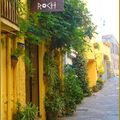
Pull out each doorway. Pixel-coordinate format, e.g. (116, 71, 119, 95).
(25, 44, 39, 106)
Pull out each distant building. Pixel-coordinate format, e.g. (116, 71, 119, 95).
(102, 35, 119, 76)
(64, 49, 77, 65)
(64, 41, 98, 88)
(94, 41, 111, 81)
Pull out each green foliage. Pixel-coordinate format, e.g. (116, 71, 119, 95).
(11, 47, 24, 58)
(10, 0, 28, 16)
(92, 78, 104, 92)
(22, 103, 39, 120)
(92, 86, 99, 92)
(44, 52, 59, 83)
(45, 92, 64, 117)
(13, 101, 39, 120)
(23, 53, 33, 76)
(1, 34, 6, 48)
(73, 53, 91, 96)
(13, 101, 23, 120)
(64, 65, 84, 115)
(44, 52, 64, 120)
(96, 78, 104, 90)
(18, 0, 96, 52)
(14, 0, 96, 118)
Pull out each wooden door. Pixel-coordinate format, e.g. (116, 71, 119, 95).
(26, 45, 39, 106)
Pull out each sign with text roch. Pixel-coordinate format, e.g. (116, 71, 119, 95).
(31, 0, 64, 12)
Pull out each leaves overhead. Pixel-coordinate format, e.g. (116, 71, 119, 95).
(18, 0, 96, 51)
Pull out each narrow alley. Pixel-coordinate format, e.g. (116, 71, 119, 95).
(63, 77, 119, 120)
(0, 0, 119, 119)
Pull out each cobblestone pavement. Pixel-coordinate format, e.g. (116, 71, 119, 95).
(62, 76, 119, 120)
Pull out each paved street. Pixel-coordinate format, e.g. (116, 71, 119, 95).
(63, 77, 119, 120)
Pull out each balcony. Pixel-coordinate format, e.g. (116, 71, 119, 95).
(1, 0, 19, 32)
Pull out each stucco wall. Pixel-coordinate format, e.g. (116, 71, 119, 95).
(87, 60, 97, 88)
(0, 34, 26, 120)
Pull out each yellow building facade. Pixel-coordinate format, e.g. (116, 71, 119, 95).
(0, 1, 64, 120)
(0, 35, 26, 120)
(0, 1, 64, 119)
(85, 41, 97, 88)
(94, 42, 111, 80)
(85, 37, 111, 88)
(0, 0, 25, 119)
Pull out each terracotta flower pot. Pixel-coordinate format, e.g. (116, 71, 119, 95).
(46, 111, 58, 120)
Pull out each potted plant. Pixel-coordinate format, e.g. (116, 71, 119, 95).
(44, 52, 64, 120)
(11, 48, 24, 67)
(11, 55, 18, 67)
(45, 92, 64, 120)
(22, 103, 39, 120)
(13, 101, 39, 120)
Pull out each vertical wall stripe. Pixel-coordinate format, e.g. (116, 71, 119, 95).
(6, 36, 12, 120)
(39, 42, 46, 120)
(13, 38, 17, 112)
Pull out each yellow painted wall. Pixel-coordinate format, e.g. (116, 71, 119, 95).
(0, 37, 49, 120)
(87, 60, 97, 88)
(0, 0, 64, 118)
(85, 42, 97, 88)
(94, 42, 111, 75)
(85, 41, 111, 88)
(0, 36, 64, 120)
(39, 42, 46, 120)
(0, 34, 26, 120)
(0, 0, 27, 119)
(85, 43, 95, 60)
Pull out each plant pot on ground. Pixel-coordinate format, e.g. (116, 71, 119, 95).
(92, 86, 99, 92)
(45, 93, 64, 120)
(11, 55, 18, 67)
(46, 111, 58, 120)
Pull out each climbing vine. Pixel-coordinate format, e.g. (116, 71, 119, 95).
(44, 52, 64, 120)
(16, 0, 96, 52)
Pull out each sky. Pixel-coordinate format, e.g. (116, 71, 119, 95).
(87, 0, 119, 41)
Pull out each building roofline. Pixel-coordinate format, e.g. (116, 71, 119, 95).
(102, 34, 119, 44)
